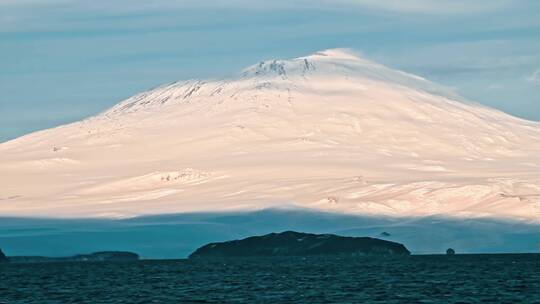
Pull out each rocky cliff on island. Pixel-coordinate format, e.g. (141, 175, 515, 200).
(0, 249, 7, 262)
(189, 231, 410, 258)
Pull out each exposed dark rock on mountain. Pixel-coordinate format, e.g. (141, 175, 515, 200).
(189, 231, 410, 258)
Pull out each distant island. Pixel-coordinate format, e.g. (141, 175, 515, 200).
(4, 251, 139, 264)
(189, 231, 410, 258)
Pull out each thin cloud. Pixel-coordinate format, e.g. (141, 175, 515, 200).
(335, 0, 512, 14)
(527, 70, 540, 84)
(0, 0, 513, 12)
(0, 0, 71, 7)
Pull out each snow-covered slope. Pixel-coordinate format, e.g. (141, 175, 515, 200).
(1, 49, 539, 220)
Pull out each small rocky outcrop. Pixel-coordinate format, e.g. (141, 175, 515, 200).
(446, 248, 456, 255)
(189, 231, 411, 258)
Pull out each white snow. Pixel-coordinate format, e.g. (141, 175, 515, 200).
(1, 48, 539, 220)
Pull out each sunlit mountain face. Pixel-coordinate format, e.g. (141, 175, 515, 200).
(1, 49, 539, 221)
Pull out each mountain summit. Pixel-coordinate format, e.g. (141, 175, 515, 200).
(241, 48, 449, 94)
(1, 49, 539, 219)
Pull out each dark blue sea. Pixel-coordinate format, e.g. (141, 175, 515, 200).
(1, 254, 539, 303)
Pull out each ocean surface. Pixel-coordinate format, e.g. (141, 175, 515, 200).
(1, 254, 539, 303)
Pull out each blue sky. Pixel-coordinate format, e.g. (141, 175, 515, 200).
(1, 0, 539, 142)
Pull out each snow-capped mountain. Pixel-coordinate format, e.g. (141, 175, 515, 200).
(1, 49, 539, 220)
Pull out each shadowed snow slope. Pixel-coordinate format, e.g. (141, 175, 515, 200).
(1, 49, 539, 220)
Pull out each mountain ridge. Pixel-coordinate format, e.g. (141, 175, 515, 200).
(101, 48, 462, 117)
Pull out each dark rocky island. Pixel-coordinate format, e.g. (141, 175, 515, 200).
(6, 251, 139, 264)
(189, 231, 410, 258)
